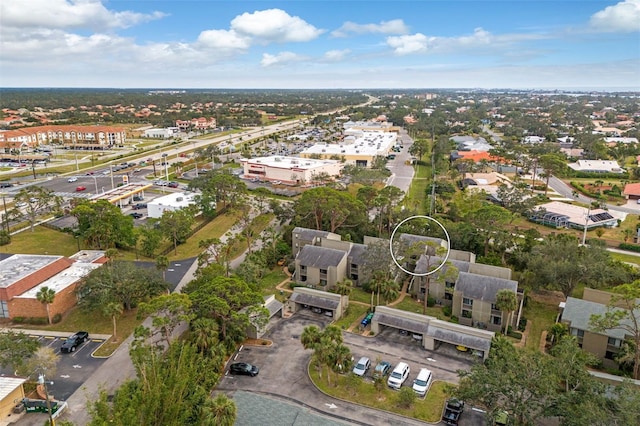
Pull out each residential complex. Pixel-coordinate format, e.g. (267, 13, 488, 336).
(0, 125, 127, 153)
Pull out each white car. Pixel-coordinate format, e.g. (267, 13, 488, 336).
(387, 362, 410, 389)
(412, 368, 433, 397)
(67, 177, 78, 183)
(352, 357, 370, 377)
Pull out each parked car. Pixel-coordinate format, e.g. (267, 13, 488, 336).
(372, 361, 392, 379)
(271, 180, 282, 185)
(132, 203, 147, 210)
(412, 368, 433, 397)
(0, 182, 13, 188)
(441, 398, 465, 425)
(387, 362, 410, 389)
(61, 331, 89, 353)
(15, 202, 27, 208)
(133, 195, 144, 201)
(75, 186, 87, 192)
(352, 357, 371, 377)
(229, 362, 259, 377)
(129, 212, 143, 219)
(67, 177, 78, 183)
(167, 181, 179, 188)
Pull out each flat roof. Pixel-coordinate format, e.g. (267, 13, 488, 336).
(69, 250, 104, 263)
(536, 201, 615, 227)
(242, 156, 339, 170)
(148, 191, 197, 207)
(301, 131, 396, 157)
(0, 254, 63, 289)
(16, 262, 101, 298)
(89, 182, 153, 203)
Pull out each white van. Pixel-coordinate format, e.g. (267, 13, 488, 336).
(387, 362, 410, 389)
(412, 368, 433, 397)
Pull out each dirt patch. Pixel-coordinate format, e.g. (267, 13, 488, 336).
(243, 338, 273, 347)
(529, 290, 566, 305)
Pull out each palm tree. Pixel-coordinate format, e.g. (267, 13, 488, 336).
(381, 280, 400, 304)
(203, 393, 236, 426)
(156, 255, 169, 281)
(36, 286, 56, 324)
(334, 278, 353, 296)
(495, 289, 518, 335)
(190, 317, 219, 355)
(102, 301, 123, 340)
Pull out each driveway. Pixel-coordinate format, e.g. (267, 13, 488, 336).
(219, 315, 485, 426)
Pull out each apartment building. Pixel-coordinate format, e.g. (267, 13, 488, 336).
(0, 125, 126, 151)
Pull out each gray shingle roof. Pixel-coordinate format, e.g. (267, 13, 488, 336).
(290, 292, 340, 310)
(414, 256, 470, 276)
(264, 298, 284, 318)
(297, 245, 346, 269)
(293, 227, 331, 241)
(562, 297, 637, 340)
(372, 312, 430, 334)
(425, 323, 493, 351)
(455, 272, 517, 302)
(347, 243, 367, 264)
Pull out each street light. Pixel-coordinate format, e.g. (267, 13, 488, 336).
(582, 207, 591, 246)
(90, 175, 98, 194)
(38, 373, 55, 426)
(109, 163, 115, 189)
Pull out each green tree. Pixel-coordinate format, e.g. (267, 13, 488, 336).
(139, 224, 162, 257)
(138, 293, 194, 347)
(334, 278, 353, 296)
(72, 200, 136, 249)
(472, 204, 513, 257)
(159, 208, 195, 254)
(396, 386, 417, 408)
(0, 331, 39, 373)
(10, 186, 61, 232)
(590, 283, 640, 380)
(187, 276, 265, 342)
(103, 301, 123, 340)
(292, 187, 367, 235)
(204, 393, 237, 426)
(155, 255, 169, 281)
(495, 289, 518, 334)
(539, 153, 566, 197)
(189, 317, 220, 356)
(76, 261, 168, 311)
(36, 286, 56, 324)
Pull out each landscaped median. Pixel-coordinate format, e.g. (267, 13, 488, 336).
(307, 360, 452, 423)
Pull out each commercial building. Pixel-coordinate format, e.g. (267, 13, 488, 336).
(0, 251, 105, 320)
(147, 192, 198, 219)
(567, 160, 625, 173)
(143, 127, 179, 139)
(240, 156, 342, 185)
(300, 130, 398, 168)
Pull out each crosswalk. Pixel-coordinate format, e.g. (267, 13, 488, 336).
(54, 192, 95, 199)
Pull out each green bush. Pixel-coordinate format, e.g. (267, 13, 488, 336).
(0, 230, 10, 246)
(518, 317, 527, 332)
(450, 315, 459, 324)
(619, 243, 640, 253)
(427, 295, 436, 307)
(52, 313, 62, 324)
(12, 317, 25, 324)
(442, 305, 452, 317)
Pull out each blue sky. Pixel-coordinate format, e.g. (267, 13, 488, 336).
(1, 0, 638, 89)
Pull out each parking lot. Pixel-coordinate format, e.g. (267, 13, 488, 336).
(220, 314, 487, 425)
(0, 332, 109, 402)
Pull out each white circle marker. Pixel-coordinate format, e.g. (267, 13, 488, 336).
(389, 215, 451, 277)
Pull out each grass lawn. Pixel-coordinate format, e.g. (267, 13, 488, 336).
(349, 287, 374, 305)
(227, 213, 274, 260)
(1, 226, 78, 256)
(523, 299, 558, 351)
(610, 252, 640, 265)
(260, 268, 289, 302)
(309, 363, 452, 423)
(166, 211, 239, 261)
(406, 160, 431, 215)
(22, 306, 143, 356)
(334, 304, 370, 330)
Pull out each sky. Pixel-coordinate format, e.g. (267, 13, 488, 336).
(1, 0, 639, 90)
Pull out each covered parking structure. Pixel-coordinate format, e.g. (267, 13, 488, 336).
(371, 306, 494, 360)
(89, 182, 152, 207)
(286, 287, 348, 320)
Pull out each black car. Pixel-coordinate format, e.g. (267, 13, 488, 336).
(129, 212, 143, 219)
(61, 331, 89, 353)
(442, 398, 465, 425)
(229, 362, 259, 377)
(132, 203, 147, 210)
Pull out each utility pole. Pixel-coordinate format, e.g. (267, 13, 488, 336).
(429, 125, 436, 216)
(38, 373, 55, 426)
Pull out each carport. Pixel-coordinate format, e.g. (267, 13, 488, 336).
(371, 306, 494, 360)
(245, 295, 283, 339)
(287, 287, 347, 320)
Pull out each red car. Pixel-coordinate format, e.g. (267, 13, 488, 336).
(76, 186, 87, 192)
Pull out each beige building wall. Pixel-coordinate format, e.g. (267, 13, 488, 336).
(0, 382, 25, 419)
(468, 263, 512, 280)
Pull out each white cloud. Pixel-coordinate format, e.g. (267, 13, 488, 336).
(323, 49, 351, 62)
(589, 0, 640, 32)
(260, 51, 305, 67)
(386, 33, 430, 55)
(0, 0, 166, 31)
(231, 9, 324, 43)
(331, 19, 409, 37)
(196, 29, 251, 52)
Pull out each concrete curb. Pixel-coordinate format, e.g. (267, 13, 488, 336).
(2, 328, 112, 341)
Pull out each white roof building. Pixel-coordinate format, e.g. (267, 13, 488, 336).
(567, 160, 625, 173)
(147, 192, 198, 219)
(604, 137, 639, 144)
(301, 131, 397, 167)
(241, 156, 342, 185)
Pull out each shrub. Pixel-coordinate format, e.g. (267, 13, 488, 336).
(619, 243, 640, 253)
(518, 317, 527, 332)
(12, 317, 25, 324)
(442, 305, 452, 317)
(396, 386, 416, 408)
(427, 295, 436, 307)
(0, 231, 10, 246)
(52, 313, 63, 324)
(450, 315, 459, 324)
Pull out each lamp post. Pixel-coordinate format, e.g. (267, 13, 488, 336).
(1, 192, 8, 234)
(90, 175, 98, 194)
(109, 164, 115, 189)
(582, 207, 591, 246)
(38, 373, 55, 426)
(192, 141, 198, 176)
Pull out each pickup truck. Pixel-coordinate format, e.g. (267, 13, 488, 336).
(441, 398, 465, 425)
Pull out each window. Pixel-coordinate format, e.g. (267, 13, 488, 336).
(320, 269, 327, 274)
(492, 316, 502, 325)
(320, 279, 327, 286)
(463, 297, 473, 306)
(445, 281, 455, 289)
(605, 351, 616, 360)
(462, 310, 472, 318)
(571, 328, 584, 338)
(444, 293, 453, 301)
(491, 303, 499, 311)
(607, 337, 621, 347)
(0, 301, 8, 318)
